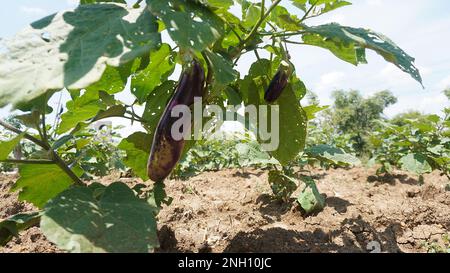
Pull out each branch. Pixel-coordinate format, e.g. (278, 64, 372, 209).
(0, 119, 49, 150)
(300, 0, 319, 22)
(0, 118, 86, 187)
(0, 159, 55, 165)
(50, 151, 85, 187)
(236, 0, 282, 56)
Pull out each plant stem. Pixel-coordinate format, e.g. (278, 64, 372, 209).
(50, 150, 85, 187)
(0, 159, 56, 165)
(0, 119, 49, 149)
(300, 0, 319, 22)
(236, 0, 282, 56)
(0, 118, 86, 187)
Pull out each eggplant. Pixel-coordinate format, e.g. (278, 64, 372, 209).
(147, 60, 205, 182)
(264, 61, 292, 103)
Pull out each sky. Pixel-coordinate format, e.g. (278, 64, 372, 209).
(0, 0, 449, 133)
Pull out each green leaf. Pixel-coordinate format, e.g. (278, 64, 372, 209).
(85, 65, 131, 94)
(297, 176, 325, 215)
(0, 133, 24, 161)
(0, 212, 42, 246)
(57, 89, 106, 134)
(235, 142, 278, 166)
(92, 105, 127, 121)
(11, 165, 82, 208)
(399, 153, 432, 175)
(148, 0, 224, 51)
(80, 0, 126, 4)
(306, 144, 361, 166)
(239, 59, 307, 165)
(131, 44, 175, 103)
(270, 6, 302, 31)
(302, 23, 423, 85)
(204, 50, 238, 87)
(40, 182, 158, 253)
(269, 84, 308, 165)
(0, 3, 160, 107)
(142, 80, 176, 131)
(118, 132, 152, 180)
(303, 104, 328, 120)
(268, 170, 298, 202)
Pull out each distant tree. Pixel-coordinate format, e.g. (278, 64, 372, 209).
(322, 89, 397, 154)
(391, 111, 428, 126)
(444, 88, 450, 100)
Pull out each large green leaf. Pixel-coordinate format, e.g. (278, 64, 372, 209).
(302, 23, 423, 85)
(131, 44, 175, 103)
(0, 133, 24, 161)
(11, 165, 81, 208)
(400, 153, 432, 175)
(269, 84, 308, 165)
(239, 59, 307, 165)
(0, 3, 160, 107)
(118, 132, 152, 180)
(40, 182, 158, 253)
(0, 212, 42, 246)
(148, 0, 225, 51)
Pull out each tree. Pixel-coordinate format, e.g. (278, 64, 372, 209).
(323, 90, 397, 153)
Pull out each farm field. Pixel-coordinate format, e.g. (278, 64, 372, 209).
(2, 168, 449, 253)
(0, 0, 449, 256)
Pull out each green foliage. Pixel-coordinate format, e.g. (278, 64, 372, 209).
(0, 212, 41, 246)
(41, 182, 158, 253)
(0, 3, 160, 107)
(369, 112, 450, 179)
(311, 89, 398, 154)
(297, 176, 325, 215)
(12, 165, 82, 208)
(268, 169, 298, 203)
(0, 0, 426, 252)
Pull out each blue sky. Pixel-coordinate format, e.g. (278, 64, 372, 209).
(0, 0, 449, 124)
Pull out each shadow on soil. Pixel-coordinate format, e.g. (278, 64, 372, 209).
(222, 217, 404, 253)
(367, 174, 419, 186)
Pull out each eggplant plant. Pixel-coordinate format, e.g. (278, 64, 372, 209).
(0, 0, 422, 252)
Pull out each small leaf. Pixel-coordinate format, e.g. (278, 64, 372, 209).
(204, 50, 238, 87)
(399, 153, 432, 175)
(118, 132, 152, 180)
(0, 133, 24, 161)
(0, 212, 42, 246)
(297, 176, 325, 215)
(41, 182, 158, 253)
(131, 44, 175, 103)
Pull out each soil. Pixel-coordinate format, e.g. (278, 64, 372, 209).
(1, 167, 449, 253)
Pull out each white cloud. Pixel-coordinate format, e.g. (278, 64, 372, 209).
(318, 71, 345, 87)
(19, 6, 47, 15)
(437, 75, 450, 90)
(66, 0, 79, 7)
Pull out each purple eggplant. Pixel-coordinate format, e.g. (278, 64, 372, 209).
(264, 61, 293, 103)
(147, 60, 205, 182)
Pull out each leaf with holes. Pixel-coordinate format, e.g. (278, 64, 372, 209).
(0, 3, 160, 107)
(302, 23, 422, 85)
(148, 0, 224, 51)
